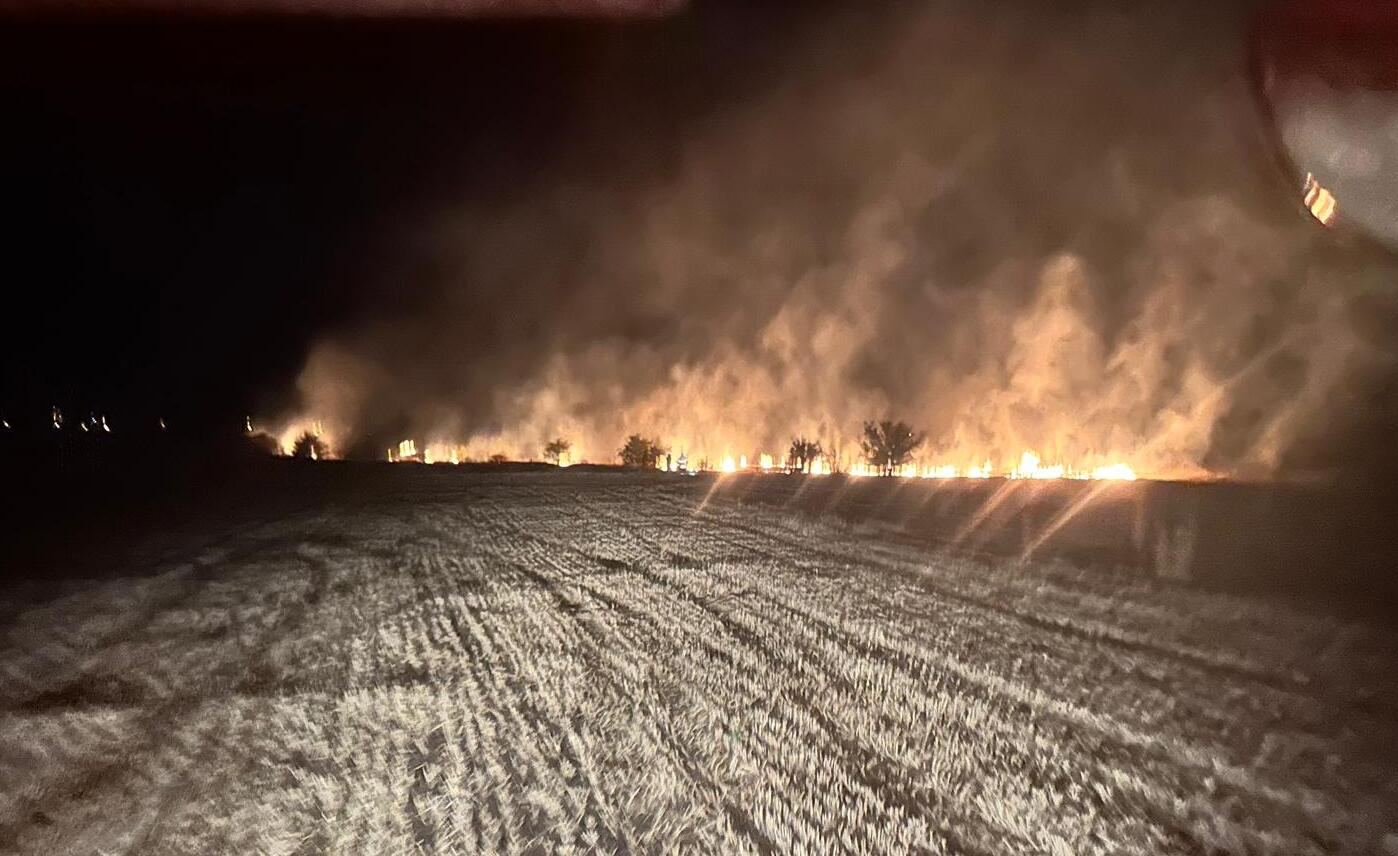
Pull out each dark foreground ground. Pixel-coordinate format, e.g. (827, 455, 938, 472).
(1, 465, 1396, 853)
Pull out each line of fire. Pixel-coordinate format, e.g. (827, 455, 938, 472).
(252, 418, 1141, 481)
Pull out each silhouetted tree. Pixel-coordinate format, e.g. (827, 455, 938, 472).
(488, 453, 509, 464)
(619, 434, 664, 469)
(861, 420, 924, 476)
(787, 437, 823, 473)
(290, 431, 329, 460)
(543, 437, 571, 466)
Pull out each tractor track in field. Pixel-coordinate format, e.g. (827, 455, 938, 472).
(1, 472, 1395, 854)
(540, 493, 1392, 850)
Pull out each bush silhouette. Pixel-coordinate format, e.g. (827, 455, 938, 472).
(619, 434, 664, 469)
(290, 432, 329, 460)
(860, 420, 924, 476)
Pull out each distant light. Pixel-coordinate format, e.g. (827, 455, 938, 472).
(158, 418, 167, 430)
(1302, 172, 1337, 226)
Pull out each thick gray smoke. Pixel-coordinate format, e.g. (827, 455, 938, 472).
(285, 0, 1398, 478)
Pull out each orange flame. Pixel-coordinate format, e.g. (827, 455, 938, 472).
(377, 432, 1144, 481)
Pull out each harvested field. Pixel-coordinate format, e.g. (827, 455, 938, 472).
(1, 469, 1395, 854)
(707, 474, 1398, 611)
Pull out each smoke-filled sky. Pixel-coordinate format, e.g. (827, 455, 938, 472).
(4, 1, 1397, 477)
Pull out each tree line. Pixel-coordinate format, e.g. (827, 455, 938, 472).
(607, 420, 925, 475)
(282, 419, 928, 475)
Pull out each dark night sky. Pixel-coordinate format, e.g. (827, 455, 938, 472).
(0, 4, 806, 432)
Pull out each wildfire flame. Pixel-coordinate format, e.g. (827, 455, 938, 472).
(275, 410, 1151, 481)
(1089, 463, 1137, 481)
(1011, 450, 1062, 479)
(373, 433, 1142, 480)
(275, 418, 333, 458)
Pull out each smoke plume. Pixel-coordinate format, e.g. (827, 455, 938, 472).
(283, 0, 1398, 478)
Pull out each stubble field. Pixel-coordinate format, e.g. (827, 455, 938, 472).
(1, 470, 1395, 854)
